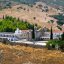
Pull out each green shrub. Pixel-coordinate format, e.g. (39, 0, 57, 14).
(59, 41, 64, 51)
(61, 32, 64, 40)
(46, 40, 63, 50)
(47, 40, 64, 51)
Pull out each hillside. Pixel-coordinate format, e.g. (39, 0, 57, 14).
(0, 0, 64, 9)
(0, 43, 64, 64)
(0, 2, 61, 30)
(38, 0, 64, 7)
(0, 0, 37, 9)
(0, 1, 64, 30)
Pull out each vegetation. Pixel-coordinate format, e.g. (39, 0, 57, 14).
(1, 0, 64, 7)
(47, 32, 64, 51)
(61, 32, 64, 40)
(50, 26, 53, 40)
(0, 15, 36, 39)
(50, 14, 64, 26)
(57, 25, 62, 30)
(0, 15, 34, 32)
(47, 18, 64, 50)
(48, 20, 54, 40)
(47, 40, 61, 48)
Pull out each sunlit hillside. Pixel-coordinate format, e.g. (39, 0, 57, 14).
(0, 2, 60, 30)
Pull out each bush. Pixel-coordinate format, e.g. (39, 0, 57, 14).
(46, 40, 64, 50)
(47, 40, 61, 49)
(59, 41, 64, 52)
(61, 32, 64, 40)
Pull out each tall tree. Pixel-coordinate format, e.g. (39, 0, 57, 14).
(50, 26, 53, 40)
(48, 20, 54, 40)
(3, 15, 4, 19)
(61, 32, 64, 40)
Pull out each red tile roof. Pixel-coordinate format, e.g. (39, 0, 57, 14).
(53, 30, 63, 33)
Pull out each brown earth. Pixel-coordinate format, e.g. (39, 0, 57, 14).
(0, 43, 64, 64)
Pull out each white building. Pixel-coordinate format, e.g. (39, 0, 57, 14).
(41, 30, 64, 40)
(34, 26, 43, 40)
(14, 28, 32, 40)
(0, 28, 32, 42)
(34, 26, 64, 40)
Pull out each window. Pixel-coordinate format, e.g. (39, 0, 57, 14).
(11, 38, 13, 41)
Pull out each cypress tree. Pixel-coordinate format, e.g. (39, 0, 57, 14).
(61, 32, 64, 40)
(50, 26, 53, 40)
(3, 15, 4, 19)
(32, 25, 35, 39)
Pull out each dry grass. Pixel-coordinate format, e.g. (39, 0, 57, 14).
(0, 43, 64, 64)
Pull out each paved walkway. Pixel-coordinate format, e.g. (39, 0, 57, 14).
(11, 40, 48, 46)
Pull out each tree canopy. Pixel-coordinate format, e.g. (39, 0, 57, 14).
(0, 16, 34, 32)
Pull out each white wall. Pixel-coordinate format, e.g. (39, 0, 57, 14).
(41, 32, 62, 39)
